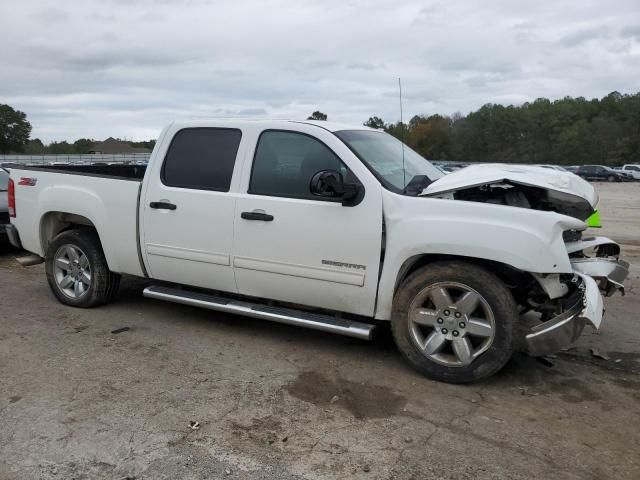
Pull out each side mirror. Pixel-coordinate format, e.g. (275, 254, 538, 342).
(310, 169, 362, 206)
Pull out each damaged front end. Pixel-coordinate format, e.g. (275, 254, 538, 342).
(422, 163, 598, 221)
(420, 164, 629, 356)
(566, 236, 629, 296)
(524, 236, 628, 356)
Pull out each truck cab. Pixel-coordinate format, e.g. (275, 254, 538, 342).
(7, 120, 629, 382)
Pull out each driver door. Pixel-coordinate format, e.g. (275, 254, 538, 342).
(232, 129, 382, 316)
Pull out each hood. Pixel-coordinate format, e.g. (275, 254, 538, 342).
(421, 164, 598, 221)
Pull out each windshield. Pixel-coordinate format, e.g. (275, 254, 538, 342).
(335, 130, 443, 193)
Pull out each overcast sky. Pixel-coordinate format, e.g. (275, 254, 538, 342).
(1, 0, 639, 142)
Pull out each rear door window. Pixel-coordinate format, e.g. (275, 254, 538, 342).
(162, 128, 242, 191)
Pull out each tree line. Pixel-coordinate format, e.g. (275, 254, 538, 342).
(20, 137, 156, 155)
(2, 91, 639, 165)
(362, 91, 640, 165)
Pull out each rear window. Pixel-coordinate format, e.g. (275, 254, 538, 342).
(0, 170, 8, 191)
(161, 128, 242, 191)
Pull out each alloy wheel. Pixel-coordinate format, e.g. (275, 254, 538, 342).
(53, 244, 92, 299)
(408, 282, 496, 367)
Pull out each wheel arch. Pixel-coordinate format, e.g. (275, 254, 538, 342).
(375, 253, 537, 320)
(40, 212, 110, 267)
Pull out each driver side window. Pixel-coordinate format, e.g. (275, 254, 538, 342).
(249, 130, 356, 199)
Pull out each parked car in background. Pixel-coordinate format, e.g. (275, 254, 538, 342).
(565, 166, 578, 173)
(575, 165, 631, 182)
(620, 164, 640, 180)
(0, 168, 10, 240)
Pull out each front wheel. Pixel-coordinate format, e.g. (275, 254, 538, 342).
(45, 229, 120, 308)
(391, 262, 517, 383)
(607, 175, 616, 182)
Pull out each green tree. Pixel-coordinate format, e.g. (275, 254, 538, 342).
(129, 139, 156, 150)
(307, 111, 328, 121)
(371, 91, 640, 165)
(384, 121, 407, 141)
(364, 116, 385, 129)
(0, 104, 32, 153)
(73, 138, 95, 154)
(48, 141, 73, 154)
(24, 138, 45, 154)
(406, 115, 453, 160)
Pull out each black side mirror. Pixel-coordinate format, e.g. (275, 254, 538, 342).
(310, 169, 362, 206)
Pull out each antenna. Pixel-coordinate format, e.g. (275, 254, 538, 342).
(398, 77, 406, 190)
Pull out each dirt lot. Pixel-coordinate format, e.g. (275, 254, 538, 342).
(1, 182, 639, 480)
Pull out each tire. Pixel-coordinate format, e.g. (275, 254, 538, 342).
(45, 229, 120, 308)
(607, 175, 615, 182)
(391, 261, 517, 383)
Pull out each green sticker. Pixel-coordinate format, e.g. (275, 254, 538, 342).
(587, 210, 601, 228)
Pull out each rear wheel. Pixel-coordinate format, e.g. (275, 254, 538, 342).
(391, 262, 517, 383)
(45, 229, 120, 308)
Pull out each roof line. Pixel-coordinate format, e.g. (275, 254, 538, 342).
(287, 120, 336, 134)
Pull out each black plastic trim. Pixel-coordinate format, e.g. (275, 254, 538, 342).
(241, 211, 274, 221)
(6, 165, 143, 182)
(134, 182, 149, 278)
(6, 224, 22, 249)
(149, 201, 177, 210)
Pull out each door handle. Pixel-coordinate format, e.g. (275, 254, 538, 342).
(241, 211, 274, 221)
(150, 201, 177, 210)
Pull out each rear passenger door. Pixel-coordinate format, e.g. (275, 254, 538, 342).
(141, 127, 244, 292)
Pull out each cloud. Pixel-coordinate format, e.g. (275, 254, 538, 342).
(559, 25, 607, 47)
(0, 0, 639, 141)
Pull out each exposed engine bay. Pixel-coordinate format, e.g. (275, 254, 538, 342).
(420, 163, 599, 221)
(425, 180, 595, 221)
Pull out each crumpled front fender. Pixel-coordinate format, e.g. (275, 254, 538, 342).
(567, 236, 629, 296)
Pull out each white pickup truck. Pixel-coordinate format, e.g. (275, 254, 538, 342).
(7, 120, 629, 383)
(621, 164, 640, 180)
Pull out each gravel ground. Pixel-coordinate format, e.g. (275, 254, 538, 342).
(1, 182, 639, 479)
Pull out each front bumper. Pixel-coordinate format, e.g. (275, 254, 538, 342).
(526, 273, 602, 356)
(565, 236, 629, 296)
(571, 257, 629, 296)
(526, 240, 629, 356)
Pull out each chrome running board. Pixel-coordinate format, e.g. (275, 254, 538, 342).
(143, 285, 375, 340)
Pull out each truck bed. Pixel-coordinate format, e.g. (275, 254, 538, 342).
(9, 166, 145, 277)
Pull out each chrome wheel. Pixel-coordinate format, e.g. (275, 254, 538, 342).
(53, 244, 92, 299)
(408, 282, 496, 367)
